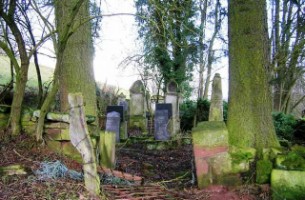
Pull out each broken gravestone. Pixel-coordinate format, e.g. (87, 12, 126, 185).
(68, 93, 100, 195)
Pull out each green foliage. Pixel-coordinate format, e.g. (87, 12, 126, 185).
(180, 99, 228, 132)
(281, 145, 305, 170)
(180, 100, 196, 132)
(293, 119, 305, 144)
(272, 112, 297, 141)
(256, 160, 273, 184)
(231, 151, 254, 164)
(135, 0, 198, 86)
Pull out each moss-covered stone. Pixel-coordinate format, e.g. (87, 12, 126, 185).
(256, 160, 273, 184)
(192, 121, 229, 147)
(99, 131, 116, 168)
(46, 140, 82, 162)
(129, 116, 147, 133)
(271, 169, 305, 200)
(45, 128, 70, 140)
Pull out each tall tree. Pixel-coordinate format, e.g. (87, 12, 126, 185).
(55, 0, 97, 117)
(227, 0, 279, 151)
(270, 0, 305, 114)
(136, 0, 198, 91)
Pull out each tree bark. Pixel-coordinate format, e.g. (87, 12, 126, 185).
(227, 0, 279, 151)
(55, 0, 97, 118)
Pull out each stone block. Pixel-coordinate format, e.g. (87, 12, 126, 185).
(192, 121, 229, 147)
(46, 140, 82, 162)
(45, 128, 70, 140)
(271, 169, 305, 200)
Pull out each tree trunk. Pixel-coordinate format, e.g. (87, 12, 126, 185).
(55, 0, 97, 118)
(9, 66, 29, 136)
(227, 0, 279, 151)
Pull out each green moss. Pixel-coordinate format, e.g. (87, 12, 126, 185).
(192, 121, 229, 147)
(256, 160, 273, 184)
(99, 131, 116, 168)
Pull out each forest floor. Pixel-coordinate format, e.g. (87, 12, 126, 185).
(0, 131, 271, 200)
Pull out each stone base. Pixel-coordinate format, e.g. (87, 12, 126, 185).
(192, 121, 239, 189)
(46, 140, 82, 162)
(271, 169, 305, 200)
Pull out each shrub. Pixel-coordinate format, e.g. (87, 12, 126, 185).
(272, 112, 297, 141)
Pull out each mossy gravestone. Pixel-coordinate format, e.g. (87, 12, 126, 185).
(192, 121, 240, 188)
(129, 80, 147, 134)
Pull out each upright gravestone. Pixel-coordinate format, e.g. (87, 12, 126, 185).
(105, 111, 121, 142)
(154, 109, 170, 140)
(129, 80, 147, 135)
(165, 80, 180, 136)
(117, 93, 128, 140)
(209, 73, 223, 121)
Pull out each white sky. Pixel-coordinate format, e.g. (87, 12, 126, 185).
(93, 0, 139, 89)
(38, 0, 229, 99)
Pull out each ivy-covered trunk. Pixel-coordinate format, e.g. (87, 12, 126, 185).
(55, 0, 97, 117)
(227, 0, 279, 151)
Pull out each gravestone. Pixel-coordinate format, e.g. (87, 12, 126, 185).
(165, 80, 180, 136)
(106, 111, 121, 142)
(107, 106, 124, 122)
(129, 80, 147, 135)
(155, 104, 172, 119)
(209, 73, 223, 121)
(154, 110, 170, 140)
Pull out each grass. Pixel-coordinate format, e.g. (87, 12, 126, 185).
(0, 55, 54, 91)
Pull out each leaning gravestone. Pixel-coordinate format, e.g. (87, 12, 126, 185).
(154, 110, 170, 140)
(106, 111, 121, 142)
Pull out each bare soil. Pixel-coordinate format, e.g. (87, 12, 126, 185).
(0, 131, 271, 199)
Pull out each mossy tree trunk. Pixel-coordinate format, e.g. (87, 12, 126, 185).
(55, 0, 97, 118)
(227, 0, 279, 151)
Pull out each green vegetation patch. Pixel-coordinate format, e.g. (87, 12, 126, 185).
(271, 169, 305, 200)
(256, 160, 273, 184)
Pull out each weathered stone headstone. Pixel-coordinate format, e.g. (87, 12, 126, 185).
(106, 111, 121, 142)
(129, 80, 147, 135)
(154, 110, 170, 140)
(107, 106, 124, 122)
(165, 80, 180, 136)
(155, 104, 172, 119)
(209, 73, 223, 121)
